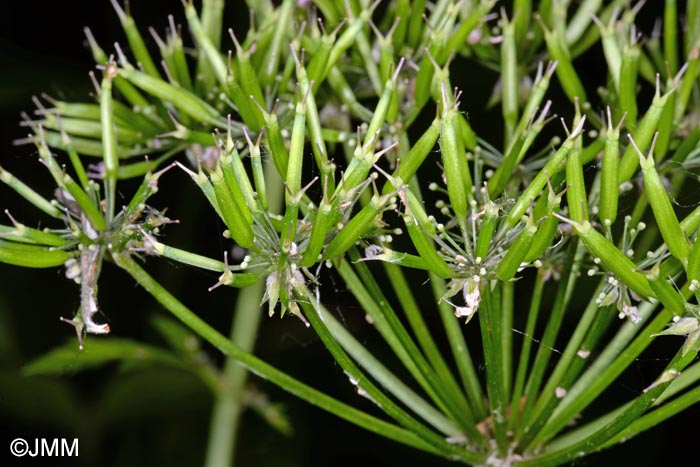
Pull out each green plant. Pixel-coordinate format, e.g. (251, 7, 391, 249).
(3, 0, 700, 465)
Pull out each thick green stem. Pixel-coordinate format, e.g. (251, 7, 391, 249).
(203, 279, 265, 467)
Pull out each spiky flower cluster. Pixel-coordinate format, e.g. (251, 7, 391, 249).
(4, 1, 700, 467)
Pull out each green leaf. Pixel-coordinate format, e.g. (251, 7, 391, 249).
(150, 315, 201, 356)
(23, 338, 184, 375)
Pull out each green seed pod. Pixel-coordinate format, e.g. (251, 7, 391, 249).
(524, 215, 559, 263)
(687, 231, 700, 283)
(618, 77, 673, 183)
(286, 85, 309, 199)
(539, 18, 587, 103)
(654, 80, 676, 162)
(406, 0, 427, 49)
(111, 0, 161, 79)
(307, 27, 336, 92)
(167, 15, 194, 92)
(353, 27, 382, 95)
(491, 101, 554, 198)
(218, 149, 254, 225)
(505, 117, 586, 228)
(258, 0, 293, 87)
(598, 108, 624, 225)
(326, 9, 370, 80)
(440, 91, 473, 226)
(565, 126, 588, 224)
(300, 200, 334, 268)
(404, 189, 436, 236)
(338, 134, 397, 197)
(474, 201, 499, 260)
(37, 131, 102, 158)
(0, 244, 73, 269)
(580, 137, 606, 165)
(364, 61, 403, 147)
(0, 165, 63, 218)
(619, 39, 641, 126)
(681, 206, 700, 234)
(43, 101, 102, 121)
(509, 61, 557, 155)
(209, 166, 254, 249)
(488, 130, 526, 198)
(184, 3, 262, 131)
(193, 0, 224, 92)
(111, 100, 165, 135)
(243, 130, 268, 212)
(325, 67, 374, 121)
(568, 218, 653, 297)
(390, 0, 410, 49)
(442, 1, 495, 61)
(324, 194, 388, 260)
(403, 214, 452, 279)
(674, 39, 700, 125)
(124, 164, 174, 221)
(370, 18, 399, 86)
(646, 263, 686, 317)
(35, 137, 107, 232)
(101, 61, 119, 222)
(118, 66, 226, 128)
(62, 175, 108, 233)
(84, 27, 150, 109)
(116, 148, 178, 180)
(222, 126, 257, 217)
(392, 118, 440, 188)
(495, 220, 537, 282)
(292, 47, 330, 187)
(0, 218, 67, 247)
(255, 101, 289, 176)
(629, 134, 690, 263)
(501, 10, 518, 145)
(214, 269, 260, 289)
(312, 0, 340, 25)
(177, 163, 223, 220)
(413, 54, 436, 114)
(669, 126, 700, 164)
(0, 223, 65, 248)
(523, 179, 565, 263)
(229, 29, 265, 112)
(664, 0, 679, 76)
(37, 115, 145, 145)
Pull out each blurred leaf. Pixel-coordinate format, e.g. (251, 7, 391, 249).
(96, 368, 210, 427)
(0, 371, 80, 431)
(0, 297, 19, 363)
(244, 384, 294, 437)
(150, 314, 201, 355)
(23, 338, 184, 376)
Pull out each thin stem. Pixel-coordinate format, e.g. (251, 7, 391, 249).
(338, 255, 484, 441)
(516, 239, 580, 440)
(509, 271, 545, 429)
(479, 284, 508, 453)
(430, 272, 488, 421)
(383, 263, 473, 418)
(112, 252, 443, 457)
(501, 281, 514, 403)
(204, 279, 265, 467)
(298, 287, 469, 443)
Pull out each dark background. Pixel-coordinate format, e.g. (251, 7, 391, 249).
(0, 1, 696, 466)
